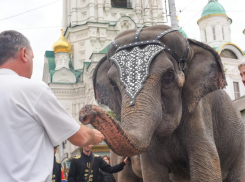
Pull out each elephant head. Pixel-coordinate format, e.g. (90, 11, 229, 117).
(80, 25, 226, 157)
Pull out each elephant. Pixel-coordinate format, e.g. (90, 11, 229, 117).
(79, 25, 245, 181)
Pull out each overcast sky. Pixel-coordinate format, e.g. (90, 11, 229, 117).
(0, 0, 245, 81)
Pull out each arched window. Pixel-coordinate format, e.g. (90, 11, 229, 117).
(111, 0, 127, 8)
(220, 49, 237, 59)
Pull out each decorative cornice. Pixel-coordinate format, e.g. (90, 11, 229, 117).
(74, 31, 89, 40)
(218, 42, 245, 55)
(197, 14, 228, 24)
(225, 66, 240, 76)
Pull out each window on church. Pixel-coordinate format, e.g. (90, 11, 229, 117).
(111, 0, 131, 8)
(220, 49, 238, 59)
(213, 27, 216, 40)
(204, 29, 207, 43)
(233, 82, 240, 99)
(222, 27, 225, 40)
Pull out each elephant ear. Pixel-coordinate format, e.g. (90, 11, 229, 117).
(183, 39, 227, 113)
(93, 55, 121, 119)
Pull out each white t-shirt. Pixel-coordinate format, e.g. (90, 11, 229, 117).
(0, 69, 80, 182)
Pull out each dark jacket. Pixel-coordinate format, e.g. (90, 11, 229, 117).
(98, 169, 116, 182)
(68, 152, 125, 182)
(52, 156, 61, 182)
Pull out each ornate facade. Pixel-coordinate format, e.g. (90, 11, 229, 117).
(197, 0, 245, 100)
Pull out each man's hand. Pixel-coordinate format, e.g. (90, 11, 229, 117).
(68, 125, 104, 147)
(91, 129, 104, 145)
(124, 157, 131, 165)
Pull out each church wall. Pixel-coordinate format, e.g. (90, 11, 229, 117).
(224, 74, 245, 100)
(215, 24, 220, 41)
(198, 15, 231, 47)
(49, 82, 87, 122)
(70, 0, 78, 26)
(43, 56, 50, 84)
(223, 25, 231, 42)
(200, 29, 206, 43)
(54, 52, 70, 70)
(222, 56, 245, 100)
(206, 25, 213, 44)
(73, 41, 85, 70)
(97, 0, 104, 21)
(65, 0, 165, 28)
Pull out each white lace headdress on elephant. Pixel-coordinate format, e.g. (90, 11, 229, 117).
(110, 28, 189, 106)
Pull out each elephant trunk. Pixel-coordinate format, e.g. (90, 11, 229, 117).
(79, 105, 148, 156)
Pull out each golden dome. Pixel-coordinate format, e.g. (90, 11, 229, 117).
(53, 29, 71, 53)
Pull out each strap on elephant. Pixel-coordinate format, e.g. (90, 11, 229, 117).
(111, 28, 189, 71)
(134, 27, 143, 42)
(109, 28, 189, 106)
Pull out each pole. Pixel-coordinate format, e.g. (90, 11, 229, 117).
(62, 0, 67, 29)
(168, 0, 178, 28)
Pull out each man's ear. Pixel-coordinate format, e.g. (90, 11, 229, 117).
(20, 48, 28, 63)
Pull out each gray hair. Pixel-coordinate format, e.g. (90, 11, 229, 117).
(0, 30, 31, 66)
(238, 62, 245, 70)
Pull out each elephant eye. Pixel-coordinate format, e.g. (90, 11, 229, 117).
(109, 79, 119, 91)
(162, 71, 174, 83)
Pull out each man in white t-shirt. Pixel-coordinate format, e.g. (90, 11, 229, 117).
(0, 30, 104, 182)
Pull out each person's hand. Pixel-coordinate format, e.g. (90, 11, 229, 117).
(124, 157, 131, 165)
(91, 129, 104, 145)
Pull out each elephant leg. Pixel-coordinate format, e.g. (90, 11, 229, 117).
(187, 128, 222, 181)
(140, 152, 171, 182)
(188, 144, 222, 181)
(223, 142, 245, 182)
(186, 100, 223, 181)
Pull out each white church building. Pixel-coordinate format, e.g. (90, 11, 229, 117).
(197, 0, 245, 100)
(42, 0, 245, 165)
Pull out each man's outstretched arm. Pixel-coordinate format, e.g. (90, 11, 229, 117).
(68, 125, 104, 147)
